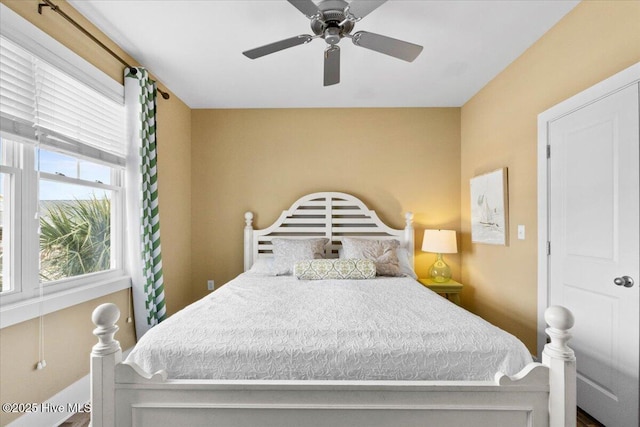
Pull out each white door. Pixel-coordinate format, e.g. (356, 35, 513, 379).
(548, 83, 639, 427)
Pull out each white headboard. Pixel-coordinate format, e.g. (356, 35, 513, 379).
(244, 192, 414, 271)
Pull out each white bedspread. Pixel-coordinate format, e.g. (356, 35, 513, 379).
(126, 273, 532, 380)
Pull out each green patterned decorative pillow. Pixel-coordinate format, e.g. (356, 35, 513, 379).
(294, 258, 376, 280)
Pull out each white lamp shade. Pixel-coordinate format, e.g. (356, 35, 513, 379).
(422, 229, 457, 254)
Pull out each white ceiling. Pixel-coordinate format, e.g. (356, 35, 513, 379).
(68, 0, 579, 109)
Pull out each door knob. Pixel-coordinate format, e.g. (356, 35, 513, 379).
(614, 276, 634, 288)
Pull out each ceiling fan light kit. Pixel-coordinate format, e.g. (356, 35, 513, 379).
(242, 0, 423, 86)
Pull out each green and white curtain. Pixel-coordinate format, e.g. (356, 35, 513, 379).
(125, 67, 166, 338)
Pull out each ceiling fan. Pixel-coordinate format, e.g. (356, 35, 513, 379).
(242, 0, 423, 86)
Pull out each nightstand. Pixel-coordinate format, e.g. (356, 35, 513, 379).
(418, 278, 463, 305)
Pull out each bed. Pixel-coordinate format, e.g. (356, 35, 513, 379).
(90, 192, 576, 427)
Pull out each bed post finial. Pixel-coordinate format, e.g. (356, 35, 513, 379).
(405, 212, 413, 228)
(543, 305, 576, 427)
(544, 306, 575, 360)
(92, 303, 121, 356)
(91, 303, 122, 427)
(404, 212, 415, 267)
(244, 212, 254, 272)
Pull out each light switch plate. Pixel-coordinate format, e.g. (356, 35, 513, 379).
(517, 225, 525, 240)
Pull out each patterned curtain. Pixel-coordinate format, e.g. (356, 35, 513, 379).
(125, 67, 166, 338)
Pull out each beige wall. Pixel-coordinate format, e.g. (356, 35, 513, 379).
(0, 1, 192, 424)
(191, 108, 461, 300)
(460, 0, 640, 353)
(156, 87, 193, 314)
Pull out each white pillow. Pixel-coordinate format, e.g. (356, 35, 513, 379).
(248, 257, 275, 275)
(396, 247, 417, 279)
(341, 237, 401, 276)
(271, 238, 329, 276)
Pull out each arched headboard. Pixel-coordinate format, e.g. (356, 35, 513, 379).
(244, 192, 414, 271)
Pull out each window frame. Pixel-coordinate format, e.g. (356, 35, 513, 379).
(37, 167, 125, 292)
(0, 163, 21, 297)
(0, 140, 127, 307)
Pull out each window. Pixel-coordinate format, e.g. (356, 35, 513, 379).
(39, 148, 121, 284)
(0, 32, 126, 307)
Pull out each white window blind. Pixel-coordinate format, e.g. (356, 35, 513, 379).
(0, 36, 125, 166)
(34, 59, 125, 165)
(0, 35, 36, 140)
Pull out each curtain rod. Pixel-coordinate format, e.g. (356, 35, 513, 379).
(37, 0, 170, 100)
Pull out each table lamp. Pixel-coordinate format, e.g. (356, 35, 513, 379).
(421, 229, 457, 283)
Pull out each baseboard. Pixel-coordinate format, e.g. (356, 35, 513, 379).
(7, 347, 133, 427)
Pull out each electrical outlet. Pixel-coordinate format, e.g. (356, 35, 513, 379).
(207, 280, 215, 291)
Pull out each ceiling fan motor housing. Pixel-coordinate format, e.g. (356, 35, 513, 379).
(310, 0, 354, 43)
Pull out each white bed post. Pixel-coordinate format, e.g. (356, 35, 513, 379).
(91, 303, 122, 427)
(542, 305, 576, 427)
(403, 212, 414, 244)
(404, 212, 414, 264)
(244, 212, 254, 272)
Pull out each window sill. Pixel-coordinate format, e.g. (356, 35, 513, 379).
(0, 275, 131, 329)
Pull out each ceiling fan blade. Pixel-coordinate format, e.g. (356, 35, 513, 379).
(351, 31, 423, 62)
(287, 0, 321, 18)
(346, 0, 387, 19)
(324, 45, 340, 86)
(243, 35, 313, 59)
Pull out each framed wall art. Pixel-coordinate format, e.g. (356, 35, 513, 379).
(470, 167, 509, 245)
